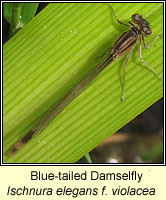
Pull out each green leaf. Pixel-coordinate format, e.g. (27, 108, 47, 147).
(3, 3, 39, 25)
(19, 3, 39, 25)
(3, 3, 13, 24)
(85, 153, 93, 163)
(3, 3, 39, 36)
(141, 142, 163, 161)
(3, 3, 163, 163)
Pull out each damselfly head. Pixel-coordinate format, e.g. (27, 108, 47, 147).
(132, 14, 152, 37)
(132, 14, 142, 24)
(142, 26, 152, 37)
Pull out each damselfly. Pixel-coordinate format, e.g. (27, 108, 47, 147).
(8, 6, 161, 156)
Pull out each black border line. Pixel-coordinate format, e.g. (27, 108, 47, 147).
(1, 1, 165, 166)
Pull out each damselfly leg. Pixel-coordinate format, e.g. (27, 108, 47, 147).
(122, 47, 135, 101)
(139, 38, 161, 80)
(110, 5, 161, 101)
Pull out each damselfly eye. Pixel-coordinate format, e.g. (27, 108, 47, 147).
(132, 14, 142, 24)
(143, 27, 152, 36)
